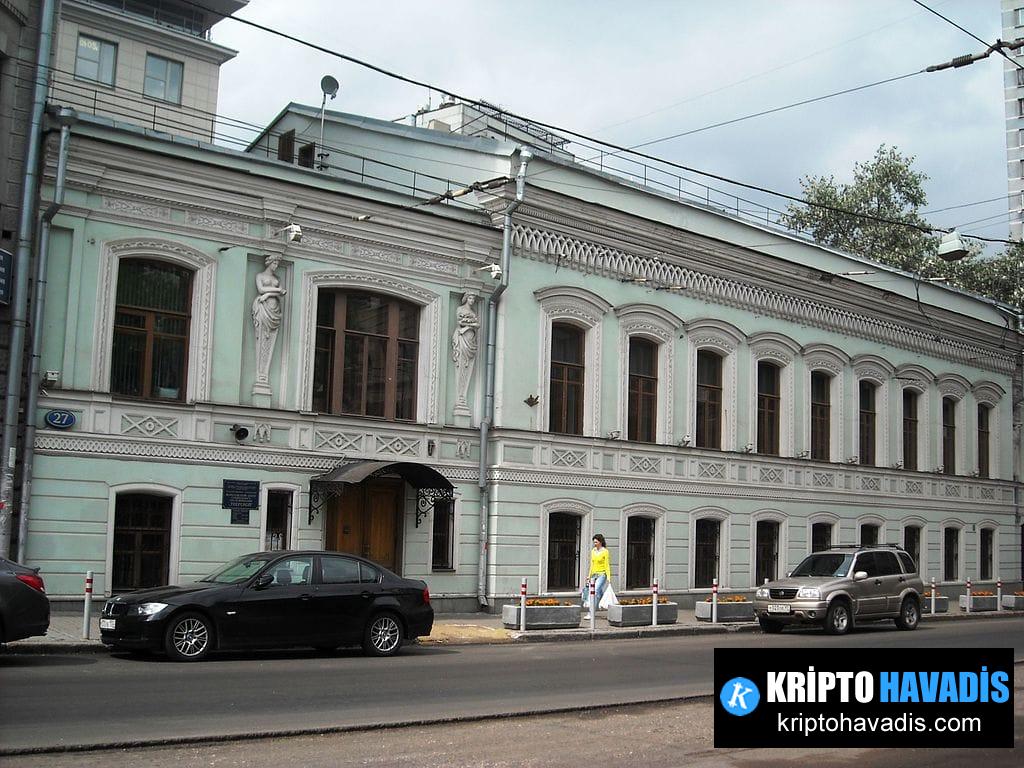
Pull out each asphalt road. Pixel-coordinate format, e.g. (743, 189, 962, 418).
(1, 618, 1022, 754)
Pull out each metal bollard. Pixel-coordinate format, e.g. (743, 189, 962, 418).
(997, 579, 1002, 612)
(83, 570, 94, 639)
(589, 578, 596, 632)
(930, 577, 936, 615)
(712, 577, 719, 624)
(652, 579, 659, 628)
(520, 577, 527, 631)
(966, 578, 972, 614)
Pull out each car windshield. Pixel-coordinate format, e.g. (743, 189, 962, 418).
(789, 553, 854, 578)
(200, 554, 275, 584)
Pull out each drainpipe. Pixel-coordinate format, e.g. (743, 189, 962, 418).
(477, 148, 532, 609)
(0, 0, 59, 559)
(16, 107, 77, 565)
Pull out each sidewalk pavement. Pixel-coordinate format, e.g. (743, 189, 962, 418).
(5, 603, 1023, 654)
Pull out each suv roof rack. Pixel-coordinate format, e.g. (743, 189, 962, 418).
(824, 544, 907, 551)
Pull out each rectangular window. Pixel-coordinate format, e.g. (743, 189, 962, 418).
(277, 129, 295, 163)
(144, 54, 183, 103)
(547, 513, 581, 591)
(811, 522, 832, 552)
(626, 516, 655, 589)
(979, 528, 993, 581)
(943, 527, 959, 581)
(312, 290, 419, 421)
(627, 338, 658, 442)
(754, 520, 779, 585)
(902, 389, 918, 471)
(549, 323, 585, 435)
(756, 361, 781, 455)
(431, 499, 454, 571)
(860, 523, 879, 547)
(903, 526, 921, 571)
(942, 397, 957, 474)
(695, 350, 722, 449)
(977, 404, 990, 479)
(264, 490, 292, 551)
(298, 142, 316, 168)
(1017, 8, 1024, 26)
(858, 380, 876, 466)
(75, 35, 117, 85)
(693, 518, 720, 588)
(810, 372, 831, 461)
(1017, 68, 1024, 87)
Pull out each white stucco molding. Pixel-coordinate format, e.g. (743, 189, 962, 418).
(802, 343, 848, 462)
(688, 505, 731, 590)
(748, 332, 800, 458)
(614, 303, 683, 444)
(297, 270, 442, 424)
(974, 519, 1001, 583)
(895, 364, 934, 472)
(938, 517, 967, 584)
(936, 373, 970, 475)
(899, 516, 928, 576)
(534, 286, 613, 437)
(93, 238, 217, 402)
(854, 513, 887, 546)
(936, 373, 970, 399)
(258, 483, 301, 553)
(894, 363, 935, 391)
(971, 380, 1005, 479)
(104, 482, 182, 598)
(538, 498, 595, 594)
(971, 380, 1005, 406)
(685, 319, 743, 452)
(618, 502, 668, 591)
(511, 224, 1014, 375)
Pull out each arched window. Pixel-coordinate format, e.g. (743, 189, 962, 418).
(693, 517, 721, 588)
(110, 259, 192, 401)
(977, 404, 991, 479)
(902, 389, 919, 471)
(550, 323, 586, 435)
(696, 350, 723, 449)
(754, 520, 780, 584)
(756, 361, 781, 455)
(903, 524, 922, 570)
(312, 290, 419, 420)
(858, 380, 878, 466)
(860, 522, 880, 547)
(625, 515, 656, 589)
(627, 338, 658, 442)
(979, 526, 995, 581)
(811, 521, 833, 552)
(810, 371, 832, 461)
(942, 524, 961, 581)
(942, 397, 957, 475)
(547, 512, 582, 591)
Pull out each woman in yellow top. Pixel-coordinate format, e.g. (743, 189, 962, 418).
(581, 533, 611, 616)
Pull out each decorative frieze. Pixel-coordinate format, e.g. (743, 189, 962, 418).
(186, 212, 248, 234)
(551, 449, 587, 468)
(120, 414, 178, 438)
(813, 472, 835, 488)
(375, 434, 420, 456)
(102, 196, 171, 220)
(314, 430, 363, 452)
(629, 455, 662, 474)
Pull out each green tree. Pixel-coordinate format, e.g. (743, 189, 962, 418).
(781, 144, 1022, 309)
(780, 145, 938, 272)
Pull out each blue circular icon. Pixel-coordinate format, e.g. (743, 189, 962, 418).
(44, 409, 76, 429)
(719, 676, 760, 716)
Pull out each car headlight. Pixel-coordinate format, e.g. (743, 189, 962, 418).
(755, 587, 770, 599)
(134, 602, 168, 616)
(796, 587, 821, 600)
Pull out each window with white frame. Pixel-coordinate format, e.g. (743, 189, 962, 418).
(942, 396, 957, 475)
(627, 338, 658, 443)
(942, 525, 960, 581)
(547, 512, 582, 591)
(754, 520, 780, 584)
(431, 498, 455, 571)
(616, 305, 680, 445)
(858, 380, 878, 466)
(902, 388, 920, 471)
(810, 371, 832, 461)
(756, 362, 781, 455)
(979, 526, 994, 581)
(749, 334, 798, 457)
(625, 516, 656, 589)
(75, 35, 117, 85)
(972, 382, 1005, 480)
(535, 287, 611, 437)
(903, 524, 922, 571)
(811, 521, 833, 552)
(1017, 7, 1024, 26)
(693, 517, 722, 588)
(804, 345, 848, 463)
(688, 321, 742, 452)
(860, 522, 880, 547)
(144, 53, 183, 103)
(696, 350, 723, 449)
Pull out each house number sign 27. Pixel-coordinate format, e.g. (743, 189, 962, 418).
(44, 410, 77, 429)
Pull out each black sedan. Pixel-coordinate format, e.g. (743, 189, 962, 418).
(100, 551, 433, 661)
(0, 557, 50, 644)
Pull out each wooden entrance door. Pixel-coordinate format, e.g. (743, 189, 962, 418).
(325, 480, 402, 571)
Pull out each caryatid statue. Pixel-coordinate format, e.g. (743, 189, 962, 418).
(252, 254, 286, 395)
(452, 292, 479, 415)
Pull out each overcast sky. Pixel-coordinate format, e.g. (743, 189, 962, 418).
(212, 1, 1011, 248)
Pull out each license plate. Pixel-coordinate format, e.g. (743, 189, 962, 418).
(767, 603, 792, 614)
(100, 618, 116, 630)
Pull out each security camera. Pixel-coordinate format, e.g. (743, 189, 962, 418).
(230, 424, 250, 442)
(284, 224, 302, 243)
(477, 264, 502, 280)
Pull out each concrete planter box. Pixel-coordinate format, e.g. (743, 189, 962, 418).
(923, 596, 949, 614)
(502, 604, 581, 630)
(1001, 595, 1024, 610)
(959, 595, 997, 612)
(607, 602, 678, 627)
(695, 600, 754, 622)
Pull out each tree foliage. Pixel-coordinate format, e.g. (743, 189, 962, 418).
(780, 144, 1022, 309)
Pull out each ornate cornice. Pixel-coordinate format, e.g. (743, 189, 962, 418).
(512, 224, 1014, 375)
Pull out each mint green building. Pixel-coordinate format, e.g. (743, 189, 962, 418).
(18, 2, 1023, 609)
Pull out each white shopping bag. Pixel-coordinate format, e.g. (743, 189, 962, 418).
(598, 582, 619, 609)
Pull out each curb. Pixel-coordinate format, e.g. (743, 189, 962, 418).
(510, 622, 759, 643)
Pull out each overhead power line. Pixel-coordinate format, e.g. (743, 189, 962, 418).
(172, 1, 1023, 245)
(911, 0, 1024, 71)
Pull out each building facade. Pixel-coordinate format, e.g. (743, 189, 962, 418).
(1004, 0, 1024, 240)
(22, 98, 1022, 608)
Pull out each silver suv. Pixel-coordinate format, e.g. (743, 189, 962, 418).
(752, 545, 924, 635)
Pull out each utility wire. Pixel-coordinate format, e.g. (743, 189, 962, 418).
(911, 0, 1024, 71)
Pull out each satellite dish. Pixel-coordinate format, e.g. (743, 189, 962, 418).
(320, 75, 340, 100)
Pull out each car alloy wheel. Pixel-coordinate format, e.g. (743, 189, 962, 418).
(896, 597, 920, 630)
(364, 613, 402, 657)
(166, 613, 212, 661)
(825, 602, 851, 635)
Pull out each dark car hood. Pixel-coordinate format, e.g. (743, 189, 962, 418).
(109, 582, 228, 603)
